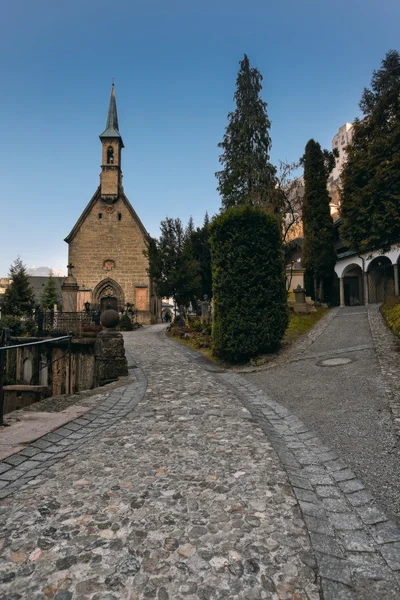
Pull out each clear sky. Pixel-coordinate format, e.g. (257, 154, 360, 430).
(0, 0, 399, 276)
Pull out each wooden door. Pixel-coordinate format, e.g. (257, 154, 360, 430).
(100, 296, 118, 311)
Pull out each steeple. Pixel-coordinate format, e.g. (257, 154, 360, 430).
(99, 84, 124, 147)
(99, 84, 124, 199)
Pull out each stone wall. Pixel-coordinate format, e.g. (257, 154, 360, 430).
(3, 333, 129, 413)
(50, 340, 96, 396)
(8, 338, 96, 396)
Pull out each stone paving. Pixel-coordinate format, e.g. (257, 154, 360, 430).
(368, 304, 400, 431)
(1, 309, 400, 599)
(0, 326, 319, 600)
(221, 372, 400, 599)
(0, 369, 146, 500)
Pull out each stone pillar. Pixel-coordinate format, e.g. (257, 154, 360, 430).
(394, 265, 399, 297)
(358, 276, 364, 305)
(94, 309, 128, 386)
(94, 332, 128, 386)
(364, 273, 369, 306)
(61, 276, 79, 313)
(339, 277, 345, 307)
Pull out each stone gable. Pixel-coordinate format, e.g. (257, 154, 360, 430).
(66, 190, 156, 322)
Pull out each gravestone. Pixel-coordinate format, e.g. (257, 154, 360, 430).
(293, 284, 308, 313)
(61, 263, 79, 312)
(176, 306, 186, 327)
(199, 295, 211, 324)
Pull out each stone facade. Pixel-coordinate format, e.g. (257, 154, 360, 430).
(64, 85, 159, 324)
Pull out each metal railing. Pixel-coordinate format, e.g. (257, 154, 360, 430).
(36, 311, 96, 336)
(0, 330, 72, 426)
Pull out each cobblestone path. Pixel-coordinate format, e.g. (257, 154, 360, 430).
(0, 326, 319, 600)
(2, 310, 400, 600)
(243, 305, 400, 598)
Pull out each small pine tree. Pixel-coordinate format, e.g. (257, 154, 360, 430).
(216, 54, 277, 211)
(2, 257, 35, 317)
(302, 140, 337, 301)
(341, 50, 400, 253)
(41, 272, 60, 311)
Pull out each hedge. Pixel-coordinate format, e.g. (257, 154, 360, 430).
(381, 296, 400, 336)
(210, 205, 288, 363)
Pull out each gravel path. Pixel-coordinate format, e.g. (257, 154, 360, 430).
(245, 306, 400, 522)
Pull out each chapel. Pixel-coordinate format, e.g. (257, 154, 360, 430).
(64, 85, 160, 323)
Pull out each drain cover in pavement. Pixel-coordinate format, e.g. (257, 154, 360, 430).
(318, 357, 352, 367)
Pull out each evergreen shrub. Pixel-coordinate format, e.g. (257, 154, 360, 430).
(0, 316, 23, 336)
(119, 314, 134, 331)
(381, 296, 400, 336)
(210, 206, 288, 363)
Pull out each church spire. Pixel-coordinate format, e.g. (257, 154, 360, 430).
(99, 83, 124, 147)
(99, 84, 124, 198)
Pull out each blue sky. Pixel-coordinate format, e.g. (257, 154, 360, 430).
(0, 0, 399, 275)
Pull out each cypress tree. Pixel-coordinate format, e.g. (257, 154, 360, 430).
(210, 206, 288, 363)
(302, 140, 336, 301)
(341, 50, 400, 253)
(216, 54, 277, 211)
(2, 257, 35, 317)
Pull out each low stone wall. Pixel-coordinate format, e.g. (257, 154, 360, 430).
(4, 333, 128, 410)
(3, 385, 51, 414)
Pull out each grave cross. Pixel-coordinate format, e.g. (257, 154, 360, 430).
(67, 263, 75, 277)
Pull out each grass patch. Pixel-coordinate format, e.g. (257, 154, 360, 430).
(167, 306, 330, 368)
(284, 306, 330, 344)
(381, 296, 400, 336)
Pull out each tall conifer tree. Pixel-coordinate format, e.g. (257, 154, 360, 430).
(341, 50, 400, 253)
(216, 54, 277, 210)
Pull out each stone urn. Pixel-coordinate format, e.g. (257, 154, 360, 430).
(100, 309, 120, 331)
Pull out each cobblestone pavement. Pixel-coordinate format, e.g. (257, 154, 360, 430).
(0, 369, 146, 500)
(243, 305, 400, 598)
(368, 304, 400, 431)
(2, 310, 400, 600)
(0, 326, 320, 600)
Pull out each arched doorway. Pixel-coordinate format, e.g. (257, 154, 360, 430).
(367, 256, 394, 303)
(342, 263, 364, 306)
(93, 278, 124, 312)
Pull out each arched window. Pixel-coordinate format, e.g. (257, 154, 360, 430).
(107, 146, 114, 164)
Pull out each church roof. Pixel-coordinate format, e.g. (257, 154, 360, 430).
(64, 187, 150, 244)
(99, 84, 124, 146)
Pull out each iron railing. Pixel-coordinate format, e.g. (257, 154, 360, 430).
(35, 310, 99, 336)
